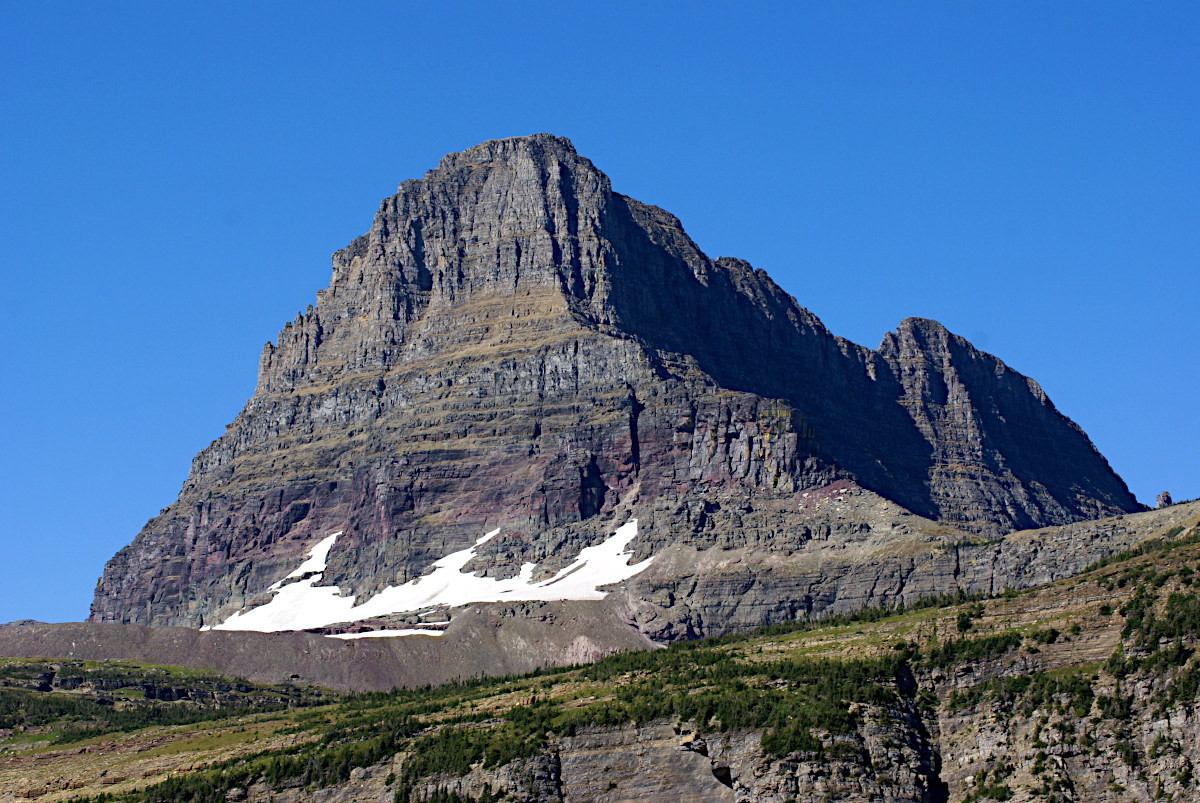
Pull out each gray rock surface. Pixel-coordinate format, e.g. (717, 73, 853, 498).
(88, 134, 1140, 637)
(932, 626, 1200, 802)
(223, 715, 944, 803)
(619, 496, 1198, 643)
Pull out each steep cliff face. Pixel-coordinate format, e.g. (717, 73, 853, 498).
(90, 134, 1138, 629)
(879, 318, 1133, 534)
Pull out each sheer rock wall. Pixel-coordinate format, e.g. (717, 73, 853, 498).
(90, 135, 1139, 629)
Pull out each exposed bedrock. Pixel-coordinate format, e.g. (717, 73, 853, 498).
(91, 134, 1140, 630)
(621, 500, 1199, 643)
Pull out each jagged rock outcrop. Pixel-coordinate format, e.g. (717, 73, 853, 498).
(90, 134, 1139, 631)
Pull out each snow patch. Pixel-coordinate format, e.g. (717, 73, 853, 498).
(274, 532, 340, 588)
(205, 520, 650, 637)
(327, 628, 446, 640)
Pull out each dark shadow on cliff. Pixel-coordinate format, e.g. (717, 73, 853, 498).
(594, 193, 939, 520)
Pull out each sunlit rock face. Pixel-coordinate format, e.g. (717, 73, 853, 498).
(90, 135, 1139, 635)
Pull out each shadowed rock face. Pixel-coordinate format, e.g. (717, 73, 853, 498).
(878, 317, 1134, 534)
(89, 134, 1139, 629)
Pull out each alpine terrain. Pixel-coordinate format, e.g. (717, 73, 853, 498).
(87, 135, 1137, 649)
(4, 134, 1196, 803)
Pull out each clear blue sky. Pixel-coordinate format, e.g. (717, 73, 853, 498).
(2, 2, 1196, 624)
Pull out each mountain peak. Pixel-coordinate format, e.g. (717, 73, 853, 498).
(436, 132, 578, 165)
(421, 133, 589, 189)
(91, 136, 1140, 630)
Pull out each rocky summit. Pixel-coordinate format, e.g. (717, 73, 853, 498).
(90, 134, 1139, 642)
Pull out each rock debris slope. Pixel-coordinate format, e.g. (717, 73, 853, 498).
(90, 134, 1139, 635)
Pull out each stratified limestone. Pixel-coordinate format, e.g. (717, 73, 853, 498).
(90, 135, 1140, 632)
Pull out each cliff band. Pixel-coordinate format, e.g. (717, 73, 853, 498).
(90, 135, 1138, 635)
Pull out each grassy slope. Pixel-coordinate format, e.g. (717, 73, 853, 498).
(4, 510, 1198, 802)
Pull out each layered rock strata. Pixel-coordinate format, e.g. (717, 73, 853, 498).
(91, 134, 1139, 631)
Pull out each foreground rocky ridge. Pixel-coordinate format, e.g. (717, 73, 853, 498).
(7, 504, 1198, 803)
(90, 134, 1137, 631)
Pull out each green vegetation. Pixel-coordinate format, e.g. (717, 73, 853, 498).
(948, 666, 1094, 719)
(68, 640, 915, 802)
(923, 631, 1022, 669)
(0, 659, 325, 744)
(965, 783, 1012, 802)
(45, 519, 1200, 802)
(0, 687, 262, 744)
(1097, 543, 1200, 704)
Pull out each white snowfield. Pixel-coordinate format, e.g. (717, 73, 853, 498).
(203, 519, 650, 637)
(327, 628, 446, 640)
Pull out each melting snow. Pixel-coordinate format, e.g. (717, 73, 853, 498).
(327, 628, 446, 639)
(205, 520, 650, 637)
(275, 532, 340, 588)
